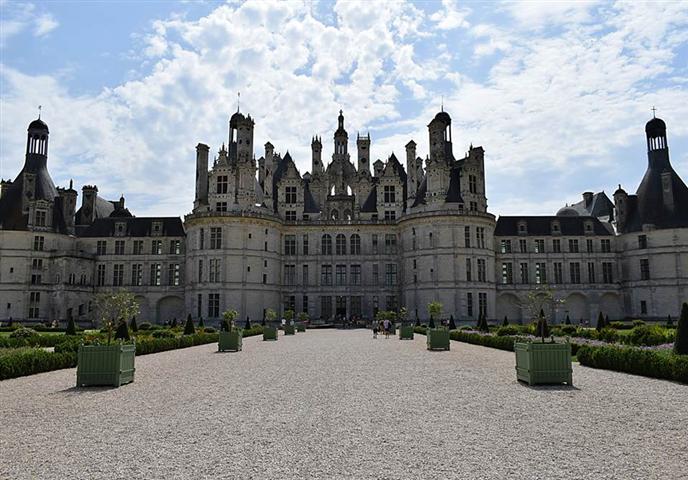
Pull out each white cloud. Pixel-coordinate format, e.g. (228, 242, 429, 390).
(34, 13, 58, 37)
(500, 0, 601, 30)
(0, 3, 59, 47)
(430, 0, 471, 30)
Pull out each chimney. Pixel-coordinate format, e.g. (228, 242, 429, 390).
(613, 185, 628, 233)
(59, 180, 78, 234)
(406, 140, 417, 205)
(194, 143, 209, 210)
(80, 185, 98, 225)
(583, 192, 594, 209)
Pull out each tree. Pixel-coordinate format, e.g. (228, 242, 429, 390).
(605, 314, 610, 327)
(222, 309, 238, 332)
(427, 301, 442, 324)
(284, 309, 295, 323)
(517, 285, 565, 324)
(673, 303, 688, 355)
(666, 315, 673, 328)
(244, 316, 251, 330)
(415, 315, 421, 327)
(449, 315, 457, 330)
(298, 312, 309, 323)
(565, 314, 571, 325)
(596, 312, 606, 332)
(502, 316, 509, 327)
(66, 316, 78, 336)
(94, 291, 140, 345)
(536, 309, 549, 342)
(265, 308, 277, 325)
(198, 316, 205, 328)
(129, 316, 138, 333)
(184, 314, 195, 335)
(479, 314, 489, 333)
(399, 307, 408, 325)
(115, 320, 130, 341)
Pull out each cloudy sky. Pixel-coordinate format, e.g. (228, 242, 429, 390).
(1, 0, 687, 217)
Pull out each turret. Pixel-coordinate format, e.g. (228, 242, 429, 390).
(333, 110, 348, 157)
(357, 133, 370, 174)
(613, 184, 628, 233)
(311, 136, 323, 174)
(646, 116, 669, 170)
(58, 179, 77, 233)
(25, 117, 49, 169)
(427, 110, 452, 166)
(194, 143, 209, 210)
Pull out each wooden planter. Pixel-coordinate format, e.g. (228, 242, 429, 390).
(426, 328, 450, 351)
(399, 325, 414, 340)
(263, 326, 278, 341)
(218, 330, 243, 352)
(514, 341, 572, 386)
(284, 324, 296, 335)
(77, 343, 136, 387)
(297, 323, 306, 332)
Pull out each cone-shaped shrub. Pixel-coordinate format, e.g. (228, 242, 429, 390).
(184, 314, 195, 335)
(596, 312, 606, 332)
(502, 316, 509, 327)
(171, 317, 178, 328)
(480, 314, 490, 333)
(244, 316, 251, 330)
(261, 315, 266, 326)
(673, 303, 688, 355)
(428, 316, 436, 329)
(449, 315, 457, 330)
(415, 316, 420, 327)
(114, 320, 130, 341)
(536, 309, 549, 341)
(666, 315, 673, 328)
(198, 316, 205, 328)
(565, 314, 571, 325)
(129, 316, 138, 332)
(66, 316, 77, 336)
(605, 314, 610, 326)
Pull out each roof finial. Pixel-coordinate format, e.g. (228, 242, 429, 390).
(237, 92, 240, 113)
(441, 96, 444, 112)
(69, 179, 73, 189)
(38, 105, 42, 119)
(651, 106, 656, 118)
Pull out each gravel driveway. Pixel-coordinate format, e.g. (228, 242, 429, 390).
(1, 330, 686, 479)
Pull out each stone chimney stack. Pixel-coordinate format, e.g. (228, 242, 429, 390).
(80, 185, 98, 225)
(194, 143, 209, 210)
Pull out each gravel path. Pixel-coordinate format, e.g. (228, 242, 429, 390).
(1, 330, 687, 479)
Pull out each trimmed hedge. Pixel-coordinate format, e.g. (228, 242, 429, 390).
(0, 348, 77, 381)
(0, 334, 74, 349)
(578, 344, 688, 384)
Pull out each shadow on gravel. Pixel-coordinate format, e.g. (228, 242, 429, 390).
(51, 385, 120, 396)
(517, 382, 580, 391)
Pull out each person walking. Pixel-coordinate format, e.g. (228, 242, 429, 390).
(383, 318, 390, 339)
(372, 322, 378, 339)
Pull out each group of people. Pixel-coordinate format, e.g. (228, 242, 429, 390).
(372, 318, 393, 339)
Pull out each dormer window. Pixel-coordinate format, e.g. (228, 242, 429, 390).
(383, 185, 396, 203)
(285, 186, 297, 204)
(35, 210, 47, 227)
(517, 221, 527, 235)
(551, 221, 561, 234)
(115, 222, 126, 236)
(584, 221, 594, 234)
(152, 221, 162, 236)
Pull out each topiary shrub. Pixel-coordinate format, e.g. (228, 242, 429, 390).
(479, 314, 489, 333)
(502, 316, 509, 327)
(565, 314, 571, 325)
(598, 327, 619, 343)
(628, 325, 669, 346)
(674, 303, 688, 355)
(66, 316, 78, 336)
(415, 316, 421, 327)
(151, 329, 175, 338)
(448, 315, 457, 330)
(559, 325, 577, 336)
(139, 322, 152, 330)
(129, 316, 138, 332)
(428, 316, 436, 329)
(170, 317, 178, 328)
(203, 326, 216, 333)
(666, 315, 673, 328)
(184, 314, 195, 335)
(114, 320, 130, 341)
(596, 312, 606, 332)
(9, 327, 39, 339)
(198, 317, 205, 328)
(496, 325, 518, 336)
(632, 319, 645, 327)
(244, 316, 251, 330)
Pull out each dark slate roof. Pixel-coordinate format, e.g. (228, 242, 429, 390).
(78, 217, 184, 237)
(556, 191, 614, 219)
(445, 167, 463, 203)
(495, 216, 614, 236)
(412, 175, 427, 207)
(75, 195, 116, 225)
(303, 182, 320, 214)
(361, 185, 378, 213)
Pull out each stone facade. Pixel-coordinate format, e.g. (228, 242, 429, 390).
(0, 110, 686, 325)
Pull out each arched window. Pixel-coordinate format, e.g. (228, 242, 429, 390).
(343, 210, 352, 220)
(350, 234, 361, 255)
(321, 234, 332, 255)
(331, 209, 339, 220)
(336, 234, 346, 255)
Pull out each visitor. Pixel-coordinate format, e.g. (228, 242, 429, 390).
(383, 318, 390, 339)
(281, 318, 286, 329)
(372, 322, 378, 339)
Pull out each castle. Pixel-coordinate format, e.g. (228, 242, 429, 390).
(1, 108, 686, 324)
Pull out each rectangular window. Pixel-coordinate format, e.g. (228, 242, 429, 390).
(477, 259, 486, 282)
(322, 235, 332, 255)
(35, 210, 47, 227)
(97, 264, 106, 286)
(350, 235, 361, 255)
(321, 296, 332, 320)
(350, 265, 361, 285)
(535, 263, 546, 284)
(284, 235, 296, 255)
(169, 240, 181, 254)
(569, 239, 579, 253)
(302, 235, 309, 255)
(199, 228, 205, 249)
(209, 227, 222, 249)
(467, 293, 473, 317)
(285, 186, 297, 204)
(284, 264, 296, 285)
(113, 264, 124, 286)
(552, 239, 561, 253)
(466, 258, 472, 281)
(587, 262, 596, 283)
(168, 263, 180, 286)
(478, 292, 487, 318)
(384, 234, 397, 254)
(384, 210, 396, 220)
(553, 262, 563, 284)
(321, 265, 332, 286)
(208, 293, 220, 318)
(336, 265, 347, 285)
(501, 262, 513, 284)
(350, 296, 362, 316)
(115, 240, 125, 255)
(133, 240, 143, 255)
(640, 300, 647, 315)
(151, 240, 162, 255)
(470, 201, 477, 211)
(500, 239, 511, 254)
(520, 262, 529, 284)
(383, 185, 396, 203)
(198, 259, 203, 283)
(215, 202, 228, 212)
(30, 274, 41, 285)
(302, 295, 309, 314)
(385, 296, 397, 311)
(216, 175, 228, 194)
(96, 240, 106, 255)
(32, 258, 43, 269)
(208, 259, 220, 282)
(465, 226, 471, 248)
(131, 264, 143, 286)
(150, 263, 161, 286)
(285, 210, 297, 221)
(534, 239, 545, 253)
(601, 239, 611, 253)
(569, 262, 581, 284)
(586, 239, 593, 253)
(602, 262, 613, 283)
(640, 259, 650, 280)
(28, 292, 40, 318)
(385, 263, 397, 286)
(372, 264, 379, 285)
(519, 239, 527, 253)
(469, 174, 477, 194)
(638, 235, 647, 249)
(476, 227, 485, 249)
(372, 234, 378, 254)
(302, 264, 309, 286)
(197, 294, 202, 318)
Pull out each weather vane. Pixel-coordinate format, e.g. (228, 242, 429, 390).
(237, 92, 240, 113)
(38, 105, 42, 119)
(651, 106, 656, 118)
(441, 95, 444, 112)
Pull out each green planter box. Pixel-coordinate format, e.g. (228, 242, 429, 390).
(263, 326, 278, 341)
(399, 325, 414, 340)
(218, 330, 243, 352)
(284, 324, 296, 335)
(77, 343, 136, 387)
(297, 323, 306, 332)
(427, 328, 450, 351)
(515, 341, 573, 386)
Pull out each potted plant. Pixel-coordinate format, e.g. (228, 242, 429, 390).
(297, 311, 309, 332)
(514, 309, 572, 385)
(263, 308, 278, 341)
(398, 307, 414, 340)
(426, 301, 449, 351)
(76, 291, 138, 387)
(219, 309, 242, 352)
(284, 309, 296, 335)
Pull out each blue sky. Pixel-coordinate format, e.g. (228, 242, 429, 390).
(1, 0, 687, 217)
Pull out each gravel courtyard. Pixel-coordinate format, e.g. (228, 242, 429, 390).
(1, 330, 687, 480)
